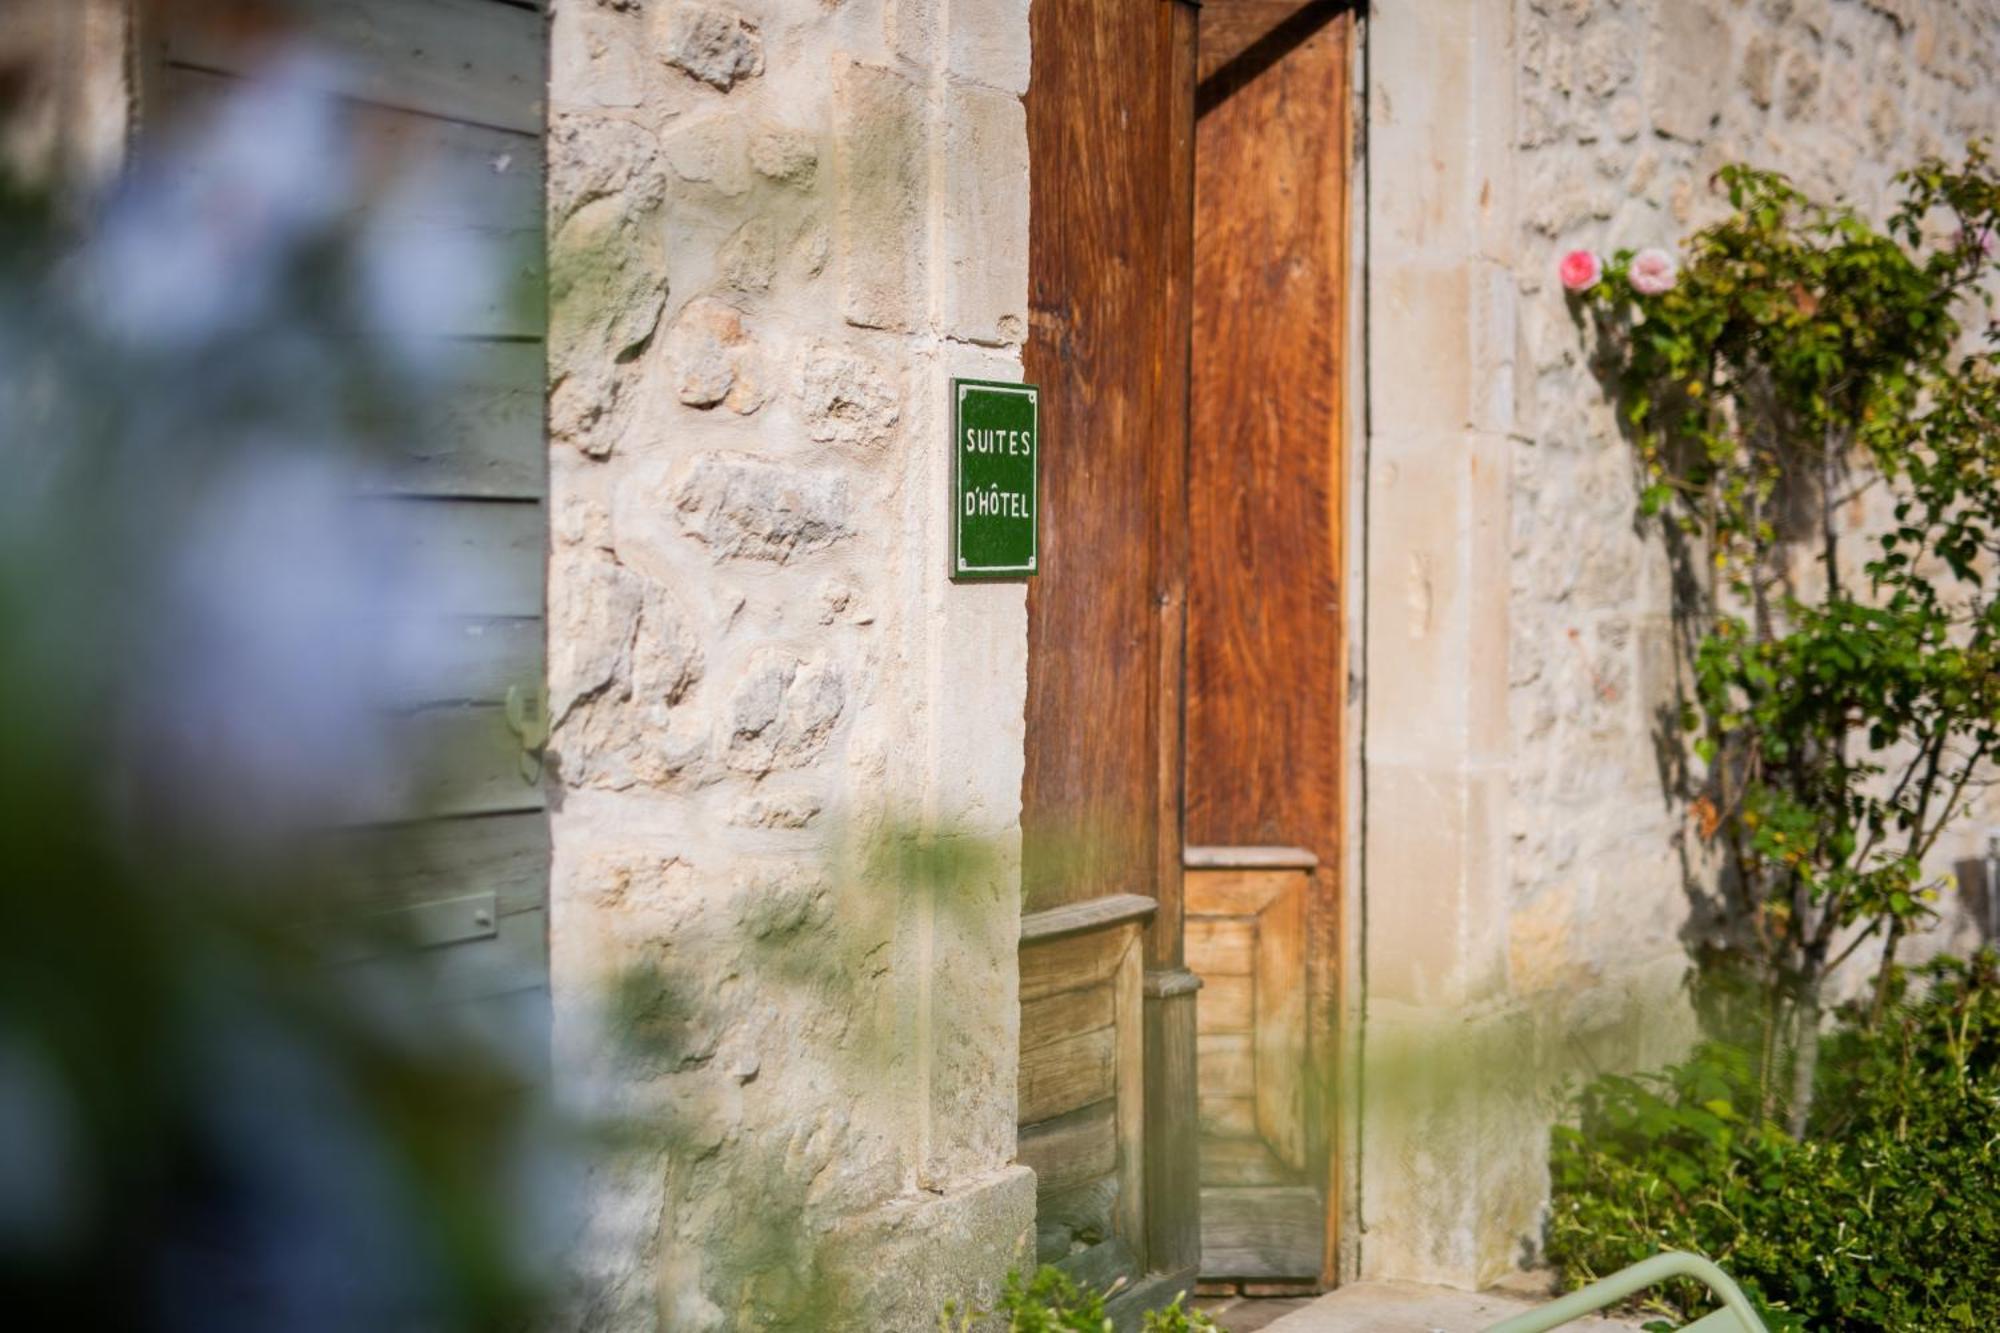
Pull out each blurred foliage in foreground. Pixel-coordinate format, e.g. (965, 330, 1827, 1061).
(0, 57, 571, 1331)
(939, 1266, 1220, 1333)
(1548, 953, 2000, 1333)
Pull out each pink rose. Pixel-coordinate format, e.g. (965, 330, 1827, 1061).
(1628, 247, 1678, 295)
(1559, 249, 1603, 291)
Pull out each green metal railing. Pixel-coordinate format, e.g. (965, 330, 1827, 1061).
(1482, 1252, 1770, 1333)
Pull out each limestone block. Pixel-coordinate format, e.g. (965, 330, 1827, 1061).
(948, 0, 1031, 96)
(1647, 2, 1730, 140)
(550, 4, 645, 111)
(549, 195, 669, 456)
(662, 111, 752, 198)
(727, 788, 824, 829)
(750, 122, 819, 188)
(1370, 266, 1472, 434)
(723, 649, 846, 775)
(799, 342, 901, 449)
(656, 4, 764, 92)
(547, 548, 707, 791)
(718, 217, 779, 293)
(671, 453, 853, 563)
(548, 115, 667, 223)
(664, 296, 765, 413)
(833, 59, 927, 331)
(820, 1168, 1037, 1329)
(1739, 31, 1777, 108)
(941, 79, 1029, 346)
(1784, 48, 1832, 120)
(1368, 2, 1473, 260)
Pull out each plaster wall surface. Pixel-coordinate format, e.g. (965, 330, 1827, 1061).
(1363, 0, 2000, 1289)
(543, 1, 1034, 1327)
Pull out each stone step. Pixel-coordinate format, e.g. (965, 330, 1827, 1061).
(1258, 1280, 1647, 1333)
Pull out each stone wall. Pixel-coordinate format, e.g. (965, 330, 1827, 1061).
(1512, 0, 2000, 1009)
(1362, 0, 2000, 1290)
(543, 2, 1034, 1327)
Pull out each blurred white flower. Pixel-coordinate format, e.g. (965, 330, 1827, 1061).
(124, 445, 453, 837)
(356, 179, 507, 375)
(74, 50, 353, 348)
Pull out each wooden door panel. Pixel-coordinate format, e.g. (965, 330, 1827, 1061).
(1021, 0, 1187, 915)
(1018, 0, 1198, 1296)
(1187, 3, 1348, 861)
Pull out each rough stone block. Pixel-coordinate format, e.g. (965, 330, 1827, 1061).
(800, 342, 902, 448)
(656, 4, 764, 92)
(833, 59, 928, 332)
(664, 296, 764, 414)
(722, 649, 846, 775)
(671, 452, 854, 563)
(1648, 2, 1730, 141)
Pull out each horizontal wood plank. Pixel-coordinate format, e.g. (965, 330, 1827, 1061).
(1021, 981, 1116, 1053)
(1186, 866, 1301, 916)
(159, 64, 543, 228)
(165, 0, 548, 134)
(1184, 845, 1318, 870)
(1019, 892, 1157, 943)
(1186, 917, 1255, 977)
(1019, 1100, 1119, 1194)
(1199, 1185, 1324, 1280)
(1196, 1032, 1255, 1101)
(1199, 1136, 1295, 1187)
(376, 615, 543, 709)
(1197, 972, 1253, 1034)
(327, 809, 550, 915)
(1021, 1025, 1117, 1125)
(395, 702, 547, 819)
(396, 341, 547, 498)
(1020, 923, 1135, 1002)
(368, 497, 545, 619)
(1197, 1093, 1256, 1140)
(339, 904, 545, 1005)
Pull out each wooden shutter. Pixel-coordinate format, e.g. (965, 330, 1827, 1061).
(140, 0, 551, 1046)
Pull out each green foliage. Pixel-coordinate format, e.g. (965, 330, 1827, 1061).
(1572, 147, 2000, 1126)
(940, 1268, 1221, 1333)
(1548, 955, 2000, 1332)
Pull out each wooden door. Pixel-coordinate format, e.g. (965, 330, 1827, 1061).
(1017, 0, 1199, 1301)
(1185, 0, 1352, 1292)
(139, 0, 552, 1048)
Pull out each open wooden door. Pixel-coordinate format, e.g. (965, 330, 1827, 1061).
(1016, 0, 1201, 1304)
(1185, 0, 1352, 1293)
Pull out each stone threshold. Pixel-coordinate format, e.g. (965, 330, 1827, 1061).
(1252, 1279, 1647, 1333)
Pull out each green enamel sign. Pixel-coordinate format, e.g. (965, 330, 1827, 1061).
(952, 378, 1039, 580)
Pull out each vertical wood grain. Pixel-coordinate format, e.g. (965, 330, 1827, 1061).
(1186, 0, 1351, 1287)
(1020, 0, 1187, 916)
